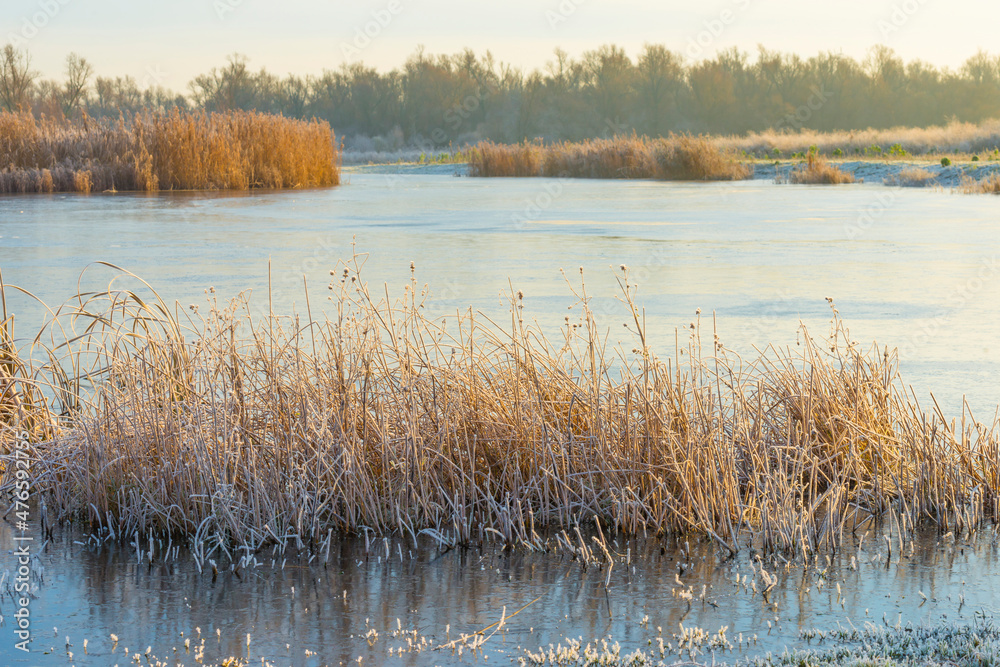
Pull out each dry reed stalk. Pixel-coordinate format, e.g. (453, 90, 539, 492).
(0, 273, 55, 455)
(0, 110, 339, 193)
(1, 262, 997, 559)
(958, 172, 1000, 194)
(884, 167, 937, 187)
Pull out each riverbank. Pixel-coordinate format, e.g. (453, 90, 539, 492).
(346, 156, 1000, 191)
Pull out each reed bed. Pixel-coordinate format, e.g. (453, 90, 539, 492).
(1, 262, 998, 560)
(0, 110, 339, 193)
(782, 152, 856, 184)
(959, 172, 1000, 194)
(469, 135, 751, 181)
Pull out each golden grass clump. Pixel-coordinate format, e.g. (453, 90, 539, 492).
(0, 109, 340, 193)
(785, 152, 856, 184)
(884, 167, 937, 187)
(958, 172, 1000, 194)
(469, 135, 751, 181)
(2, 262, 999, 560)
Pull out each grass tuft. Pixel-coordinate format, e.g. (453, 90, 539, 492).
(959, 172, 1000, 194)
(784, 152, 856, 184)
(884, 167, 937, 187)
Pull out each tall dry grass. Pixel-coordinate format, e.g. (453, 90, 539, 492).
(1, 263, 998, 559)
(0, 110, 340, 193)
(885, 167, 937, 187)
(470, 135, 752, 181)
(959, 172, 1000, 194)
(0, 271, 55, 443)
(782, 152, 856, 184)
(725, 119, 1000, 157)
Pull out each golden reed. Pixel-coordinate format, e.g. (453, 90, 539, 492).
(0, 109, 339, 193)
(2, 262, 998, 558)
(469, 135, 752, 181)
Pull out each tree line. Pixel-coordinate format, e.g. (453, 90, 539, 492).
(3, 43, 1000, 148)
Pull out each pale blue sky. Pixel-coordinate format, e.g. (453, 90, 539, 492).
(5, 0, 999, 88)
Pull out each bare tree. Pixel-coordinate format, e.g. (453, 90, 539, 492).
(62, 52, 94, 115)
(0, 44, 37, 111)
(635, 44, 684, 136)
(189, 54, 259, 111)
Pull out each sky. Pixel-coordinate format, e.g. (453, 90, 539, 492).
(4, 0, 1000, 89)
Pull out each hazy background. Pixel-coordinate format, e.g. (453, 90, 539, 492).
(6, 0, 1000, 86)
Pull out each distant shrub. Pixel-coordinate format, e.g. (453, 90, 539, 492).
(941, 157, 952, 167)
(972, 155, 980, 161)
(832, 148, 843, 157)
(888, 143, 907, 156)
(959, 172, 1000, 194)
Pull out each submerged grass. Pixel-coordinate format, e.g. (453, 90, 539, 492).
(469, 135, 752, 181)
(523, 622, 1000, 666)
(2, 261, 999, 559)
(0, 110, 340, 193)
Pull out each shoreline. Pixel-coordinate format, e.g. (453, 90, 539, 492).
(345, 158, 1000, 189)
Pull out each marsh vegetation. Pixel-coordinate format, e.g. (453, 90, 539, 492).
(0, 110, 340, 193)
(2, 260, 998, 561)
(469, 135, 750, 180)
